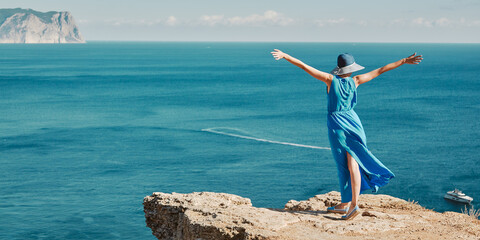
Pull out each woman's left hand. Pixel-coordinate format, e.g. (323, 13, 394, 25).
(271, 49, 287, 60)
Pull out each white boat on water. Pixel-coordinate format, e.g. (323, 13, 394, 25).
(444, 189, 473, 204)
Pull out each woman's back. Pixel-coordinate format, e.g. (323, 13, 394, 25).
(327, 75, 357, 113)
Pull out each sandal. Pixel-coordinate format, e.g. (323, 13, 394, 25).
(327, 205, 349, 214)
(341, 205, 359, 220)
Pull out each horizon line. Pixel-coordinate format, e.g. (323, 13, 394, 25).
(79, 40, 480, 44)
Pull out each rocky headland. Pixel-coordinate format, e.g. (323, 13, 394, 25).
(144, 191, 480, 240)
(0, 8, 85, 43)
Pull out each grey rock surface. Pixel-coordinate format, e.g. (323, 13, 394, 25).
(0, 8, 85, 43)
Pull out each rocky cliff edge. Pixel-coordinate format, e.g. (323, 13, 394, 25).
(143, 191, 480, 240)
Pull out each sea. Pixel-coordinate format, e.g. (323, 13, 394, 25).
(0, 42, 479, 239)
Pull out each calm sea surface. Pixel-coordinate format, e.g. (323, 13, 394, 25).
(0, 42, 479, 239)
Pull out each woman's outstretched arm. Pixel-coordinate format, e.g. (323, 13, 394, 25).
(353, 53, 423, 87)
(271, 49, 333, 85)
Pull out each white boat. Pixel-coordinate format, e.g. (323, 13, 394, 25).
(444, 189, 473, 204)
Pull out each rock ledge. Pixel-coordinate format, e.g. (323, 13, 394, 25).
(143, 191, 480, 240)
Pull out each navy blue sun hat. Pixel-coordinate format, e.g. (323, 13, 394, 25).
(330, 53, 365, 75)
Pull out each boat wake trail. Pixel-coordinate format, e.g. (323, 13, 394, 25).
(201, 127, 331, 150)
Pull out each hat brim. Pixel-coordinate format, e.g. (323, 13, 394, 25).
(330, 62, 365, 75)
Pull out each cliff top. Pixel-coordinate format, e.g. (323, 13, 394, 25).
(144, 191, 480, 240)
(0, 8, 70, 24)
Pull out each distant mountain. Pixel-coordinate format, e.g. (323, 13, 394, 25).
(0, 8, 85, 43)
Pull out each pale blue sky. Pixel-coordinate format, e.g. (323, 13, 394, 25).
(2, 0, 480, 42)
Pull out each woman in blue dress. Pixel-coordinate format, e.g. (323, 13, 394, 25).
(271, 49, 422, 220)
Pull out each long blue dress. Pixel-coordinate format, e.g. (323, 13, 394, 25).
(327, 75, 395, 203)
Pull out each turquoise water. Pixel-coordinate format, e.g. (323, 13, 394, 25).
(0, 42, 479, 239)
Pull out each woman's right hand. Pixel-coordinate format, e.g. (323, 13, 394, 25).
(271, 49, 287, 60)
(404, 52, 423, 64)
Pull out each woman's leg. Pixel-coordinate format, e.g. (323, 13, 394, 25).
(346, 151, 361, 211)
